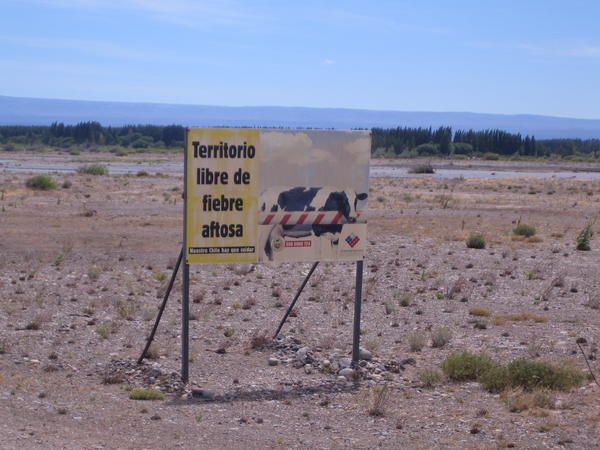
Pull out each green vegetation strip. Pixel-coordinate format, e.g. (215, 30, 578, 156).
(441, 351, 585, 393)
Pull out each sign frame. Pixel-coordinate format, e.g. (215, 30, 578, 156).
(156, 128, 367, 383)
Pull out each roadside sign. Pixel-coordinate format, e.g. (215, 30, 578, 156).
(185, 128, 370, 264)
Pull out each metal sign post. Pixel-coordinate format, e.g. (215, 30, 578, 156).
(351, 259, 364, 367)
(182, 129, 190, 383)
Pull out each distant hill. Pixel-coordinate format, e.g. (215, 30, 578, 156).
(2, 95, 600, 139)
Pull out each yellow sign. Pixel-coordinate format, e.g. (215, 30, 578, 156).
(185, 128, 370, 264)
(186, 128, 260, 263)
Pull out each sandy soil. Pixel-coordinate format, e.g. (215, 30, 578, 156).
(1, 152, 599, 449)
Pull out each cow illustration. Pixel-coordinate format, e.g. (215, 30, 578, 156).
(259, 186, 368, 260)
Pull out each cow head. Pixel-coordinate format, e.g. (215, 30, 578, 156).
(324, 190, 368, 223)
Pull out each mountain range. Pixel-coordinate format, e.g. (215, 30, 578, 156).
(2, 95, 600, 139)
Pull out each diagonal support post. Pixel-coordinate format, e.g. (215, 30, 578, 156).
(137, 247, 183, 364)
(273, 261, 319, 339)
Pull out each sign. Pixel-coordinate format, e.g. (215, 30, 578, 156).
(185, 128, 370, 264)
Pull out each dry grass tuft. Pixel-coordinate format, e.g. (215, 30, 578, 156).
(368, 385, 391, 417)
(469, 307, 491, 317)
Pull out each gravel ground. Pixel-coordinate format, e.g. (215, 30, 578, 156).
(0, 152, 599, 449)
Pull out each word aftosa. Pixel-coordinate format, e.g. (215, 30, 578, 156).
(202, 220, 243, 238)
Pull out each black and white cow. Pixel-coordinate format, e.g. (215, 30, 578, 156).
(260, 186, 368, 260)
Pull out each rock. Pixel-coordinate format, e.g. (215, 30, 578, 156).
(339, 368, 355, 380)
(192, 389, 215, 401)
(268, 357, 279, 366)
(338, 357, 352, 370)
(296, 347, 312, 364)
(304, 364, 312, 374)
(399, 357, 416, 369)
(359, 348, 372, 361)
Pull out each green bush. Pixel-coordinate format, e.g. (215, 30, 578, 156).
(466, 233, 486, 249)
(513, 223, 536, 237)
(128, 388, 164, 401)
(576, 220, 594, 251)
(26, 175, 57, 190)
(506, 359, 584, 391)
(441, 351, 494, 381)
(478, 364, 510, 393)
(78, 164, 108, 176)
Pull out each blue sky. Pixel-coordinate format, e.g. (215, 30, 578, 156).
(2, 0, 600, 118)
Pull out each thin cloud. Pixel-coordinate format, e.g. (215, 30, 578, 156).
(0, 35, 156, 61)
(517, 42, 600, 59)
(468, 40, 600, 59)
(323, 58, 335, 65)
(24, 0, 268, 29)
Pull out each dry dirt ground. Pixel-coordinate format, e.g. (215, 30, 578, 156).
(1, 152, 600, 449)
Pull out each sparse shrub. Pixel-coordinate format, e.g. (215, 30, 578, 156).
(25, 317, 43, 330)
(96, 322, 116, 339)
(78, 164, 108, 176)
(61, 180, 72, 189)
(441, 351, 494, 381)
(501, 388, 553, 412)
(431, 327, 452, 348)
(249, 329, 270, 350)
(506, 359, 584, 391)
(408, 331, 427, 352)
(419, 368, 443, 388)
(114, 299, 134, 320)
(26, 175, 57, 190)
(384, 300, 395, 315)
(368, 384, 391, 417)
(103, 373, 125, 384)
(223, 327, 235, 338)
(242, 297, 256, 310)
(513, 223, 536, 237)
(494, 312, 547, 324)
(473, 319, 488, 330)
(576, 220, 594, 251)
(129, 388, 164, 401)
(136, 170, 149, 177)
(397, 292, 412, 307)
(87, 265, 101, 282)
(466, 233, 486, 249)
(146, 344, 160, 360)
(469, 307, 491, 317)
(587, 295, 600, 310)
(409, 162, 435, 174)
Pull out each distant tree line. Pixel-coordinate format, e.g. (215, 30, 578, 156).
(0, 122, 185, 149)
(1, 122, 600, 158)
(371, 127, 600, 158)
